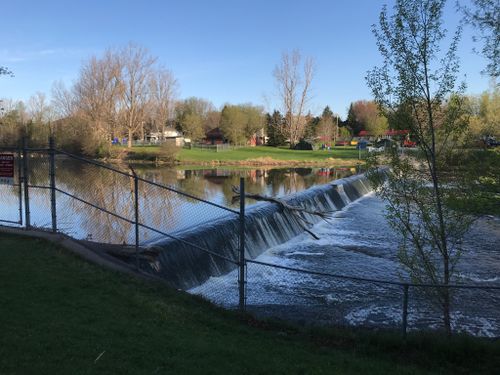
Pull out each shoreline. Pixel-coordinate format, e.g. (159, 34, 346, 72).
(106, 157, 365, 168)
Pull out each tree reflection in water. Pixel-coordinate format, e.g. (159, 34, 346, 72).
(0, 157, 359, 244)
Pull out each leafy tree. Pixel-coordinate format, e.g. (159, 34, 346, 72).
(346, 100, 385, 135)
(220, 104, 263, 144)
(220, 105, 246, 144)
(366, 0, 473, 335)
(459, 0, 499, 78)
(387, 101, 416, 131)
(0, 67, 13, 77)
(181, 113, 204, 141)
(466, 87, 500, 140)
(175, 97, 214, 141)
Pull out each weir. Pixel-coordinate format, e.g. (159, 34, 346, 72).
(146, 173, 373, 290)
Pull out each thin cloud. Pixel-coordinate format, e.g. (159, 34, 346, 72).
(0, 48, 85, 63)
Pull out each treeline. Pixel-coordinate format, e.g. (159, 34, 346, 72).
(1, 43, 179, 155)
(0, 43, 498, 156)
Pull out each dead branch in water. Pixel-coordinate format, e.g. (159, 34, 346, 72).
(232, 186, 334, 240)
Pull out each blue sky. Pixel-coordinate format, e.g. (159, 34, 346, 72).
(0, 0, 491, 118)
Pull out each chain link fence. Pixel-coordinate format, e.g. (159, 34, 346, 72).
(1, 138, 499, 337)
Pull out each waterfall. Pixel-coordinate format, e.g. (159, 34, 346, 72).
(146, 173, 373, 290)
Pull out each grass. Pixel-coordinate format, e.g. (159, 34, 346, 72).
(123, 145, 362, 165)
(1, 233, 499, 374)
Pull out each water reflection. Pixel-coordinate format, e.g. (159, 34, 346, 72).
(0, 156, 360, 244)
(138, 165, 360, 207)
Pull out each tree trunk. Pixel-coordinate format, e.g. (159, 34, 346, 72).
(443, 255, 452, 336)
(128, 128, 132, 148)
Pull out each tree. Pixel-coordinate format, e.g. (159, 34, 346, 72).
(0, 67, 13, 77)
(181, 113, 204, 141)
(204, 110, 221, 132)
(266, 110, 287, 146)
(466, 87, 500, 139)
(346, 100, 385, 136)
(175, 97, 214, 141)
(273, 50, 315, 148)
(316, 106, 335, 143)
(149, 67, 179, 138)
(220, 105, 246, 144)
(118, 43, 157, 147)
(459, 0, 499, 78)
(366, 0, 472, 335)
(0, 99, 26, 145)
(220, 104, 264, 145)
(303, 112, 318, 140)
(51, 81, 76, 119)
(74, 50, 122, 142)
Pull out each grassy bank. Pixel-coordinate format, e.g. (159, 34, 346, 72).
(124, 145, 363, 166)
(1, 233, 499, 374)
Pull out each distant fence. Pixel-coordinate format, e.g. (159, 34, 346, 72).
(1, 136, 499, 337)
(187, 143, 246, 152)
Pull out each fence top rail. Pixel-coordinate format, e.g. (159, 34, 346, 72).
(246, 259, 500, 290)
(55, 148, 239, 214)
(0, 146, 21, 152)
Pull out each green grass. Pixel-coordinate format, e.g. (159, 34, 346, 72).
(124, 145, 361, 164)
(1, 233, 499, 374)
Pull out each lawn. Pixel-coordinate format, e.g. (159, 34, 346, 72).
(125, 145, 362, 165)
(1, 233, 498, 374)
(179, 146, 360, 162)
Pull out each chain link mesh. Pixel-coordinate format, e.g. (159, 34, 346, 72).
(0, 151, 22, 225)
(1, 146, 499, 336)
(245, 261, 404, 329)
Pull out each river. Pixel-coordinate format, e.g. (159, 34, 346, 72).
(1, 157, 499, 336)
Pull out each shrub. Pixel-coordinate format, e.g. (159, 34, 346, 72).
(157, 140, 180, 163)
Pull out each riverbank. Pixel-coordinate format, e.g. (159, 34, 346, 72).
(1, 233, 499, 374)
(118, 145, 364, 167)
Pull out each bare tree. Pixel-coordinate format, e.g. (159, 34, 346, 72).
(149, 66, 178, 138)
(74, 50, 122, 140)
(273, 50, 315, 148)
(51, 80, 76, 119)
(28, 92, 52, 124)
(118, 43, 157, 147)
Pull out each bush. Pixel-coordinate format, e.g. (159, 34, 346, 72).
(157, 141, 180, 163)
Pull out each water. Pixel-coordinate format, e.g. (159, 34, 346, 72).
(2, 156, 499, 336)
(191, 194, 500, 337)
(0, 155, 359, 243)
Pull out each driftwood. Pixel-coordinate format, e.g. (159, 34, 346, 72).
(232, 186, 334, 240)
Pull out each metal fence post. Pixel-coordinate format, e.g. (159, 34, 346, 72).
(49, 137, 57, 233)
(134, 174, 140, 271)
(402, 284, 409, 337)
(238, 177, 246, 311)
(22, 136, 30, 229)
(17, 144, 23, 226)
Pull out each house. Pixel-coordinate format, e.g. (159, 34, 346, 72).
(146, 128, 185, 146)
(204, 128, 227, 145)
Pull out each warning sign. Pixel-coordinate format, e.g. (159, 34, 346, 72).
(0, 154, 14, 185)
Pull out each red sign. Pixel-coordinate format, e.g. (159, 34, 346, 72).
(0, 153, 14, 185)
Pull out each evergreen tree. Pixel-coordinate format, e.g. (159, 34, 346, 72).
(266, 110, 286, 146)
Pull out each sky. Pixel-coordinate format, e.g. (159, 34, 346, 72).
(0, 0, 492, 118)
